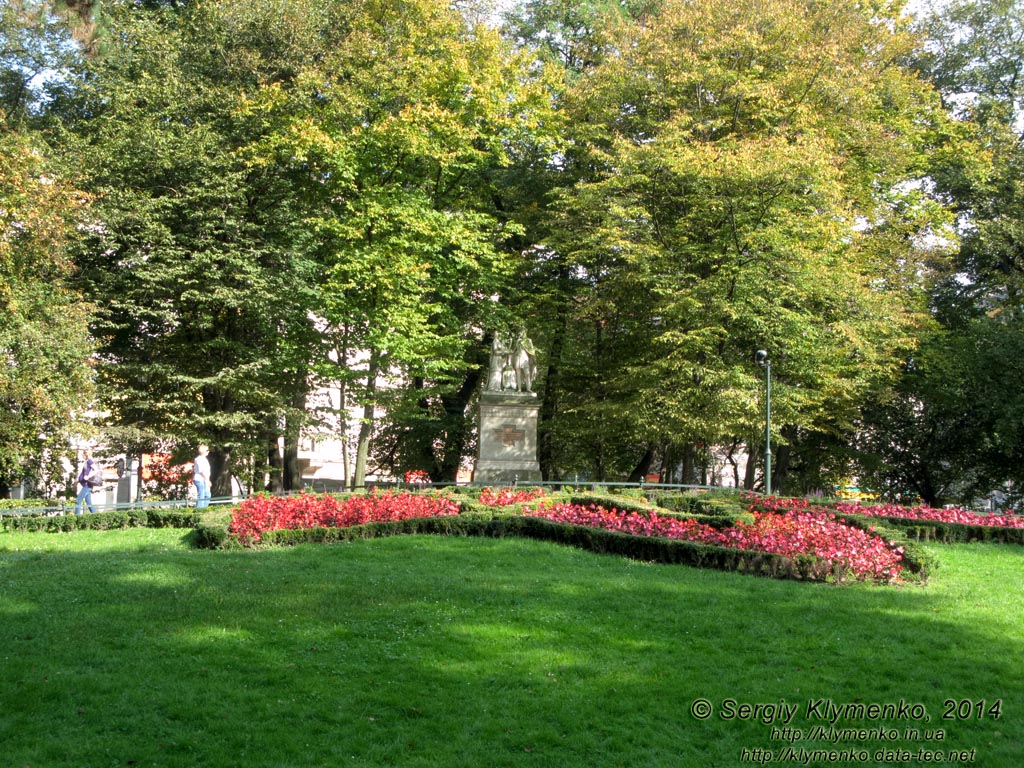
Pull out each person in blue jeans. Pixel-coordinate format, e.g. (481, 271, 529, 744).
(193, 444, 211, 508)
(75, 449, 98, 515)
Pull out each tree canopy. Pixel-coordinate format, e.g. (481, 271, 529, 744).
(1, 0, 1019, 505)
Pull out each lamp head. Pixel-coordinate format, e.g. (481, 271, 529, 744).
(755, 349, 769, 366)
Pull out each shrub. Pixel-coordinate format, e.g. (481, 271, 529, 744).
(0, 508, 200, 533)
(190, 524, 234, 549)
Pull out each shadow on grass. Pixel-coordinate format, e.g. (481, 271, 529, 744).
(0, 533, 1020, 767)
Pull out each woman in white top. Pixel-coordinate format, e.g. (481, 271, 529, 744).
(193, 444, 211, 509)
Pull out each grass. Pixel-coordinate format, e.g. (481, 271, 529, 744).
(0, 527, 1021, 767)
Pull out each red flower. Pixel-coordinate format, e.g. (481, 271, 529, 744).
(478, 487, 547, 507)
(230, 490, 459, 544)
(523, 502, 904, 582)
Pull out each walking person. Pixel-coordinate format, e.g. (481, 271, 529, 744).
(75, 449, 99, 515)
(193, 444, 211, 509)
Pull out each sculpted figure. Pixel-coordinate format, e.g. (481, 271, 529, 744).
(486, 334, 510, 392)
(485, 329, 538, 393)
(510, 329, 537, 393)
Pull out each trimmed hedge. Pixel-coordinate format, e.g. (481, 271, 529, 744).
(203, 513, 859, 583)
(837, 512, 1024, 547)
(0, 508, 201, 533)
(568, 493, 668, 516)
(604, 491, 756, 528)
(645, 490, 747, 517)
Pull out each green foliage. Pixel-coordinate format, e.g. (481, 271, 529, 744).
(841, 510, 1024, 548)
(189, 522, 234, 549)
(531, 0, 948, 483)
(645, 490, 744, 516)
(2, 0, 1014, 499)
(856, 0, 1024, 505)
(60, 1, 342, 491)
(0, 507, 200, 532)
(0, 498, 56, 512)
(0, 115, 94, 490)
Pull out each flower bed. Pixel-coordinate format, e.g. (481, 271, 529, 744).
(747, 493, 1024, 529)
(834, 502, 1024, 529)
(229, 491, 460, 544)
(477, 487, 547, 507)
(528, 503, 904, 582)
(226, 489, 908, 582)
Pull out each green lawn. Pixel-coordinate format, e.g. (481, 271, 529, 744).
(0, 528, 1020, 767)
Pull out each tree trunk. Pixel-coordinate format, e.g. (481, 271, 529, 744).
(774, 425, 796, 495)
(679, 442, 700, 485)
(353, 349, 381, 490)
(743, 442, 758, 490)
(436, 353, 487, 482)
(211, 446, 232, 499)
(538, 307, 567, 481)
(282, 387, 306, 492)
(723, 438, 741, 488)
(265, 423, 283, 492)
(627, 444, 655, 483)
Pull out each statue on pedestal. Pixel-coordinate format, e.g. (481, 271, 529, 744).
(485, 329, 537, 394)
(477, 327, 542, 483)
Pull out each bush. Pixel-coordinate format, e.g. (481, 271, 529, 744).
(839, 512, 1023, 547)
(190, 524, 235, 549)
(647, 490, 746, 517)
(0, 508, 200, 533)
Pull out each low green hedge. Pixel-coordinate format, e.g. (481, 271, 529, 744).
(576, 491, 756, 528)
(837, 512, 1024, 547)
(568, 492, 668, 516)
(0, 508, 201, 533)
(204, 514, 859, 584)
(645, 490, 747, 518)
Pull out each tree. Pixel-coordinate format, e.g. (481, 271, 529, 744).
(66, 0, 329, 494)
(543, 0, 948, 486)
(859, 0, 1024, 506)
(0, 118, 94, 495)
(257, 0, 556, 485)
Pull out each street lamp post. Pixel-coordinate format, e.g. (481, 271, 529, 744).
(755, 350, 772, 496)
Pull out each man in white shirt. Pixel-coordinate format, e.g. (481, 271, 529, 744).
(193, 444, 211, 508)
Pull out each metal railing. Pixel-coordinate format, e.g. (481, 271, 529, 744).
(1, 480, 743, 517)
(0, 495, 237, 518)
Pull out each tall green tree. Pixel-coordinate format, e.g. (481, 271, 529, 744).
(66, 0, 330, 493)
(857, 0, 1024, 506)
(545, 0, 949, 486)
(0, 118, 94, 495)
(254, 0, 556, 485)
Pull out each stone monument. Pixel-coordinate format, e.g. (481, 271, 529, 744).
(475, 329, 542, 483)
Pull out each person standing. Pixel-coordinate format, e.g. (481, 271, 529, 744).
(193, 444, 211, 508)
(75, 449, 98, 515)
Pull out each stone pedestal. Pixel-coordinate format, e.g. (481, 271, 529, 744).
(475, 391, 542, 484)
